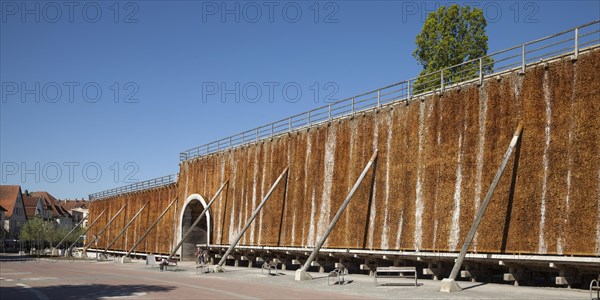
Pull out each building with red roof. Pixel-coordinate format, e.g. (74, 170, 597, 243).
(0, 185, 27, 238)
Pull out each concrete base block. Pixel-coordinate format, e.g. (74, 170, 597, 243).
(440, 279, 462, 293)
(214, 265, 226, 273)
(51, 248, 59, 256)
(295, 269, 313, 281)
(120, 257, 132, 263)
(503, 273, 516, 281)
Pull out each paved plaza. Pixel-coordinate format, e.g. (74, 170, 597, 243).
(0, 255, 593, 299)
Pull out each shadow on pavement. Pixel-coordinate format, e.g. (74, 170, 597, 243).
(0, 255, 34, 262)
(2, 283, 175, 300)
(461, 282, 488, 290)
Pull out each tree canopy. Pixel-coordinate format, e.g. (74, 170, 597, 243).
(20, 217, 84, 247)
(412, 4, 493, 93)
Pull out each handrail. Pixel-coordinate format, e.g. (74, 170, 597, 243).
(178, 20, 598, 162)
(88, 174, 177, 200)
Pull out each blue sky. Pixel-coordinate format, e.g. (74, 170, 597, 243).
(1, 0, 599, 199)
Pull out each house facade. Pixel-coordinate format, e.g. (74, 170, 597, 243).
(22, 195, 46, 220)
(59, 199, 89, 228)
(31, 191, 73, 228)
(0, 185, 27, 238)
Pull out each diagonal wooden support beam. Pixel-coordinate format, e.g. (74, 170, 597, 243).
(296, 150, 378, 281)
(67, 208, 107, 252)
(104, 201, 150, 253)
(441, 122, 524, 293)
(125, 197, 178, 257)
(84, 204, 128, 251)
(54, 214, 89, 251)
(216, 167, 289, 270)
(168, 180, 229, 260)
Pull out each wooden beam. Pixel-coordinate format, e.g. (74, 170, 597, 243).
(297, 150, 377, 280)
(67, 208, 107, 251)
(125, 197, 178, 257)
(216, 167, 289, 268)
(84, 204, 128, 251)
(442, 123, 523, 292)
(54, 214, 88, 250)
(104, 201, 150, 252)
(167, 180, 228, 260)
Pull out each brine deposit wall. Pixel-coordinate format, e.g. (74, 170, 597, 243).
(179, 49, 600, 256)
(87, 49, 600, 257)
(87, 184, 178, 254)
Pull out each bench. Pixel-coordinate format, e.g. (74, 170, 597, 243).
(591, 279, 599, 300)
(374, 266, 418, 287)
(165, 258, 178, 271)
(261, 261, 279, 276)
(196, 262, 210, 274)
(328, 267, 346, 286)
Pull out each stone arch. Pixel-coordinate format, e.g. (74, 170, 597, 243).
(178, 194, 211, 260)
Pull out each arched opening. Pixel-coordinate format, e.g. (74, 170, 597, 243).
(180, 196, 210, 261)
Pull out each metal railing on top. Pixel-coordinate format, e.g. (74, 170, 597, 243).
(180, 20, 600, 162)
(89, 174, 177, 200)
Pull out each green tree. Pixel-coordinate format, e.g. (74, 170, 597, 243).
(412, 4, 493, 93)
(20, 217, 57, 251)
(55, 226, 85, 246)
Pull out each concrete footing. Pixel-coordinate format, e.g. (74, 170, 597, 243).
(120, 257, 132, 263)
(214, 265, 226, 273)
(295, 269, 313, 281)
(440, 278, 462, 293)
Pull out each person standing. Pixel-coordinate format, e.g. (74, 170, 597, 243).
(195, 246, 205, 265)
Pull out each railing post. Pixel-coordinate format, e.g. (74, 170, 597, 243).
(271, 123, 274, 138)
(521, 44, 526, 74)
(440, 70, 444, 92)
(479, 57, 483, 85)
(352, 97, 355, 114)
(242, 132, 245, 144)
(307, 111, 311, 126)
(256, 127, 259, 142)
(574, 27, 579, 60)
(217, 140, 220, 151)
(407, 80, 411, 101)
(328, 105, 332, 120)
(288, 117, 292, 133)
(229, 136, 232, 148)
(377, 89, 380, 108)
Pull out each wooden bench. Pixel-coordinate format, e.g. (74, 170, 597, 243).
(165, 258, 178, 271)
(159, 258, 178, 271)
(374, 266, 418, 287)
